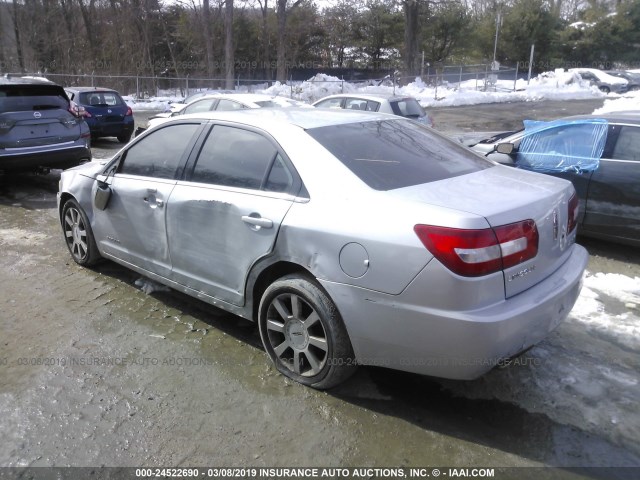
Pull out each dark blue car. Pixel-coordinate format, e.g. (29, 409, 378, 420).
(65, 87, 134, 143)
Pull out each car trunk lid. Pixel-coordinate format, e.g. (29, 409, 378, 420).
(391, 165, 577, 298)
(0, 109, 82, 148)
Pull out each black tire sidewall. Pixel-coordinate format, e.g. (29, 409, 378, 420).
(258, 275, 356, 389)
(61, 199, 100, 266)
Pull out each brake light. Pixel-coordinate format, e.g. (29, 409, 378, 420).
(414, 220, 538, 277)
(125, 107, 133, 116)
(69, 101, 91, 118)
(567, 193, 579, 234)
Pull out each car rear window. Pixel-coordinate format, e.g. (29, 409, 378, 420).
(307, 119, 494, 190)
(390, 98, 426, 118)
(79, 91, 124, 107)
(0, 84, 69, 111)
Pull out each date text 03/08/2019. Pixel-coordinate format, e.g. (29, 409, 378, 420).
(134, 467, 496, 478)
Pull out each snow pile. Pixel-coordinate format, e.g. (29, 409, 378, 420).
(593, 89, 640, 114)
(263, 73, 357, 103)
(123, 69, 606, 111)
(571, 272, 640, 351)
(123, 95, 178, 111)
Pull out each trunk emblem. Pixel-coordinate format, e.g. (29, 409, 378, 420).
(33, 111, 41, 119)
(108, 109, 112, 113)
(552, 210, 559, 241)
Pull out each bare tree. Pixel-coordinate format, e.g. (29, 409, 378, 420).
(225, 0, 234, 88)
(402, 0, 423, 77)
(12, 0, 25, 73)
(203, 0, 216, 77)
(275, 0, 303, 82)
(256, 0, 271, 79)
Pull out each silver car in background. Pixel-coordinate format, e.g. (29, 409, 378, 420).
(313, 93, 434, 127)
(58, 109, 587, 389)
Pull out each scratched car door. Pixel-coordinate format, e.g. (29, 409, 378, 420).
(166, 124, 298, 306)
(92, 123, 202, 278)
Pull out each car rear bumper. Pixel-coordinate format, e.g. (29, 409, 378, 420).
(320, 243, 588, 380)
(0, 144, 91, 171)
(87, 118, 134, 138)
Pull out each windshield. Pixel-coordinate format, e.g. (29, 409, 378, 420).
(307, 119, 493, 190)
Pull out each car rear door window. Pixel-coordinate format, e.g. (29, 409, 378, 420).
(345, 98, 367, 111)
(611, 126, 640, 161)
(215, 99, 245, 111)
(264, 154, 294, 193)
(315, 98, 343, 109)
(191, 125, 278, 189)
(308, 119, 493, 190)
(366, 101, 381, 112)
(184, 98, 217, 114)
(119, 123, 200, 179)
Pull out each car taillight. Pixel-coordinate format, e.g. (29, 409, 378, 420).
(567, 193, 579, 234)
(414, 220, 538, 277)
(125, 107, 133, 116)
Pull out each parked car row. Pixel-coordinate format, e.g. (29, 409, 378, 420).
(569, 68, 636, 94)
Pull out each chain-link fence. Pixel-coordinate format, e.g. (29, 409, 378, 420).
(7, 62, 525, 103)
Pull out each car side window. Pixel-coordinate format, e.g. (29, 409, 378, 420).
(191, 125, 278, 190)
(611, 126, 640, 161)
(119, 124, 200, 179)
(216, 99, 245, 111)
(315, 98, 343, 109)
(184, 98, 216, 114)
(345, 98, 366, 110)
(366, 101, 381, 112)
(516, 121, 607, 173)
(264, 154, 294, 193)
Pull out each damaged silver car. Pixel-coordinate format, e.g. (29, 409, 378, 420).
(58, 109, 588, 389)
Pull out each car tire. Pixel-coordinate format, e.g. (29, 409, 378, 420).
(258, 274, 356, 389)
(117, 134, 132, 144)
(599, 86, 611, 94)
(61, 198, 101, 266)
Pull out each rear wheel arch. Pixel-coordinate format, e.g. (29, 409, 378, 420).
(257, 272, 357, 389)
(249, 261, 313, 321)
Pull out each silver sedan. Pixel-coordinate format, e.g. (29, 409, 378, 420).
(57, 109, 588, 389)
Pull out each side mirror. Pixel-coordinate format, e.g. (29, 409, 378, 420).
(496, 142, 515, 155)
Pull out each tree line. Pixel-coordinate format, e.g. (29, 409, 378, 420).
(1, 0, 639, 89)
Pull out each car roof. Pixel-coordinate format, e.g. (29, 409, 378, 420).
(191, 93, 285, 103)
(177, 107, 396, 130)
(314, 93, 415, 103)
(65, 87, 120, 93)
(561, 112, 640, 124)
(0, 75, 56, 86)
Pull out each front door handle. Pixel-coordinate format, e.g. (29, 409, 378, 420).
(242, 215, 273, 229)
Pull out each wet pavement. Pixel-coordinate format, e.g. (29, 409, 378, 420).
(1, 99, 639, 477)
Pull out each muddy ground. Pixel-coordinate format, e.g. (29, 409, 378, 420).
(1, 99, 639, 477)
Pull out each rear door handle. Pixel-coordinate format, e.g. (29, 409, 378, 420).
(242, 215, 273, 229)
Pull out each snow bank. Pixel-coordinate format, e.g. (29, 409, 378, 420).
(123, 69, 606, 111)
(592, 89, 640, 114)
